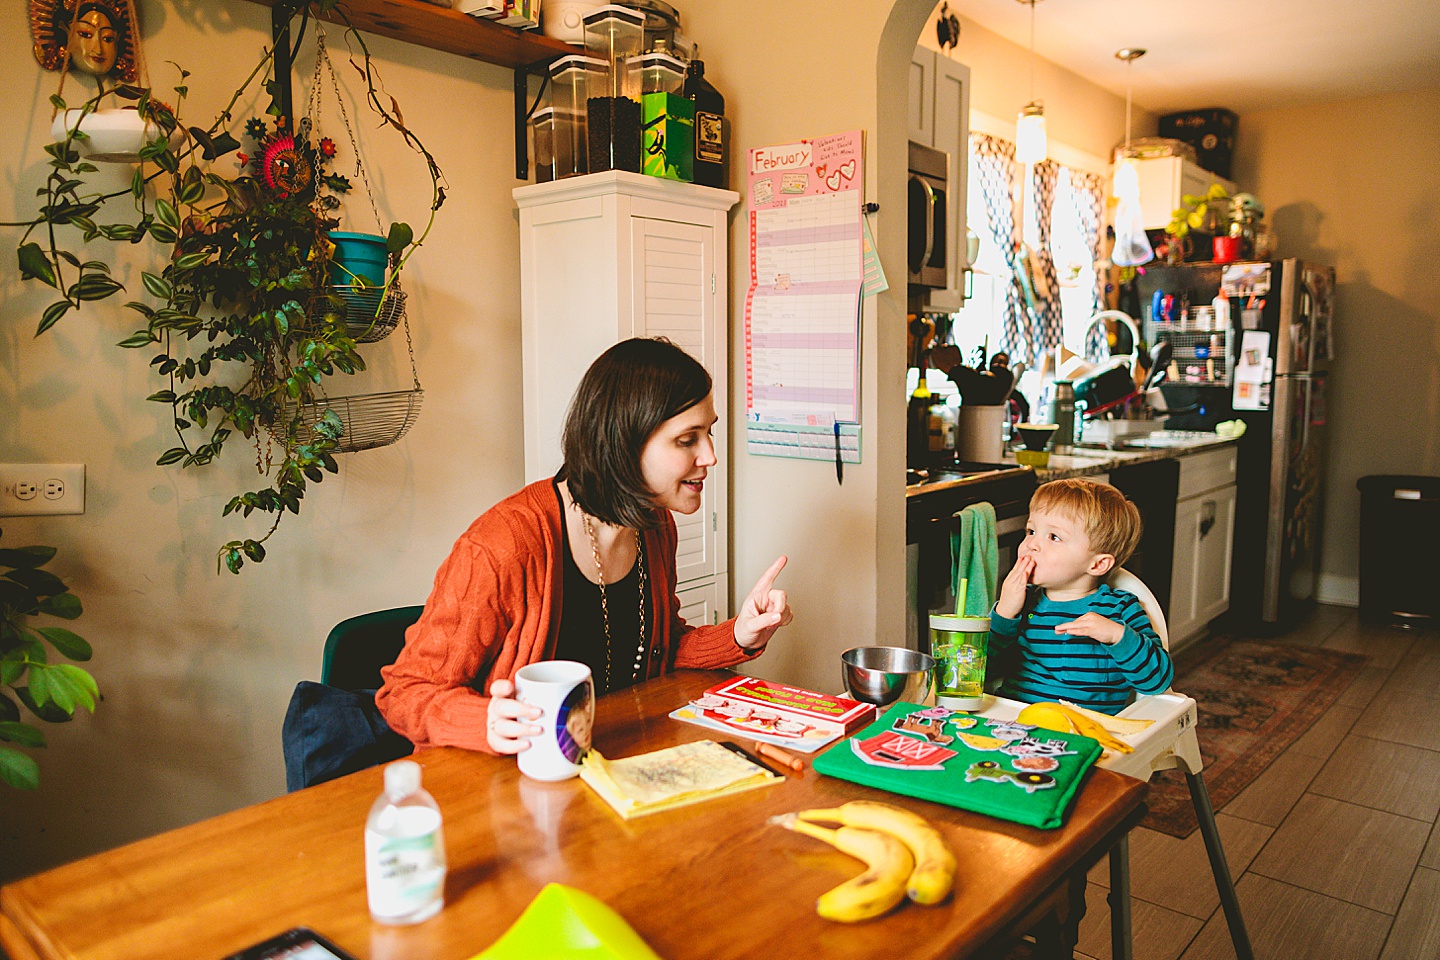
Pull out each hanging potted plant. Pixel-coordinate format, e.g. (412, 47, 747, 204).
(6, 3, 445, 574)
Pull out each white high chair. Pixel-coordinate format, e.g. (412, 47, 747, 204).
(976, 568, 1254, 960)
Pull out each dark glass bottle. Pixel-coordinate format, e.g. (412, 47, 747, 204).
(684, 60, 725, 188)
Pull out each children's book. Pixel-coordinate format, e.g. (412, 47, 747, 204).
(668, 676, 876, 754)
(580, 741, 781, 820)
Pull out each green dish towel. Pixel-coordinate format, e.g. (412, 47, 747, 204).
(812, 703, 1102, 830)
(951, 501, 998, 617)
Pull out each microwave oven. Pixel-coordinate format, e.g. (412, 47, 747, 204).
(907, 141, 949, 289)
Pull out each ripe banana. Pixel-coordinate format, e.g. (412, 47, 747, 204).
(1016, 702, 1134, 754)
(796, 801, 956, 905)
(1058, 700, 1155, 736)
(772, 814, 913, 921)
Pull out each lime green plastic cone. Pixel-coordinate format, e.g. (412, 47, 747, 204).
(472, 883, 663, 960)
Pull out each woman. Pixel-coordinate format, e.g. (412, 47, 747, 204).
(376, 338, 792, 755)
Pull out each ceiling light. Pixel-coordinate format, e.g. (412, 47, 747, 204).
(1015, 0, 1046, 164)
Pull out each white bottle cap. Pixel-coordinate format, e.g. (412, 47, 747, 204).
(384, 760, 420, 797)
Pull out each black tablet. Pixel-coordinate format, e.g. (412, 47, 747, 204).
(222, 926, 360, 960)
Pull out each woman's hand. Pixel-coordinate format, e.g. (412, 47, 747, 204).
(995, 556, 1033, 619)
(485, 678, 543, 754)
(734, 555, 793, 650)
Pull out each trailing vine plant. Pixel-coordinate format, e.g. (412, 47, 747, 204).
(6, 3, 445, 574)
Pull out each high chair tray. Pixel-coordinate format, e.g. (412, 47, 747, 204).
(973, 693, 1197, 782)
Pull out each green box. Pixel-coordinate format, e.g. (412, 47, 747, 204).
(641, 93, 694, 182)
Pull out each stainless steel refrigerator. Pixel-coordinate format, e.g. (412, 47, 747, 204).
(1136, 259, 1336, 629)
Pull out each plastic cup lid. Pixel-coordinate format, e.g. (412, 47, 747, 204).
(929, 615, 990, 631)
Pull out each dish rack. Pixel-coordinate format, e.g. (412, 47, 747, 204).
(1079, 417, 1163, 448)
(1153, 324, 1234, 386)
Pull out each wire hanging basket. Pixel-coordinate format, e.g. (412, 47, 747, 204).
(278, 387, 423, 453)
(271, 25, 423, 457)
(309, 281, 407, 343)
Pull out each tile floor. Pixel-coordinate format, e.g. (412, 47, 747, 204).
(1069, 605, 1440, 960)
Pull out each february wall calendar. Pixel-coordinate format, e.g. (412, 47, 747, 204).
(744, 130, 864, 466)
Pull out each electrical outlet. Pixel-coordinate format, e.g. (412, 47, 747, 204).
(0, 464, 85, 516)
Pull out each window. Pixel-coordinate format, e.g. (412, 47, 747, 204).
(943, 135, 1106, 367)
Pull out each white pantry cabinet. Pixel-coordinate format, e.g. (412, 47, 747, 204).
(1169, 445, 1238, 648)
(514, 171, 739, 610)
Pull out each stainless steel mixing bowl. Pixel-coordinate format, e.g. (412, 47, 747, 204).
(841, 646, 934, 707)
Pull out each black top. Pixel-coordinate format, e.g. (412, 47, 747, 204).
(554, 481, 654, 696)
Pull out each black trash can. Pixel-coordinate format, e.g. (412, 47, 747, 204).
(1357, 475, 1440, 625)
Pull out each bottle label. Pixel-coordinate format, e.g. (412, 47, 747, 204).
(366, 826, 445, 919)
(695, 111, 723, 163)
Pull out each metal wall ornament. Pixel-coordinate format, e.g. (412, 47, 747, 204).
(30, 0, 141, 83)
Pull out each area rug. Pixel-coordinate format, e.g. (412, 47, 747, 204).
(1137, 637, 1366, 838)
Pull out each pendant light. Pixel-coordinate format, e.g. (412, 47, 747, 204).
(1014, 0, 1046, 164)
(1111, 47, 1154, 266)
(1111, 47, 1146, 200)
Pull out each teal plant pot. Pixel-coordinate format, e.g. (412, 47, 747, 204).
(329, 231, 388, 287)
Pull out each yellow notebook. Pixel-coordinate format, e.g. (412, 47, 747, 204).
(580, 741, 781, 820)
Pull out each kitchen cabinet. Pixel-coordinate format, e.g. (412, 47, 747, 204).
(1133, 156, 1237, 231)
(1169, 446, 1238, 648)
(514, 171, 739, 610)
(908, 46, 970, 311)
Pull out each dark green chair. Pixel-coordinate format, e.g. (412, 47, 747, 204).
(320, 605, 425, 692)
(284, 606, 424, 791)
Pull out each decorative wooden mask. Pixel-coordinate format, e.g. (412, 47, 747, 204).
(31, 0, 139, 83)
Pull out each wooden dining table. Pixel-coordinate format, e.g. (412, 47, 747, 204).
(0, 670, 1147, 960)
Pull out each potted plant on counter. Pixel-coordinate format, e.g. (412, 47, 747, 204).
(6, 4, 445, 574)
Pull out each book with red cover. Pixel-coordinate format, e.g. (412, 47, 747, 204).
(668, 676, 876, 753)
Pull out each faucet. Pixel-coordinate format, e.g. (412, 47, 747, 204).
(1079, 310, 1141, 367)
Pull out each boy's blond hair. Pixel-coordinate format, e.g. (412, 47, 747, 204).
(1029, 478, 1143, 565)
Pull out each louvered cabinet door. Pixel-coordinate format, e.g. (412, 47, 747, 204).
(630, 216, 726, 592)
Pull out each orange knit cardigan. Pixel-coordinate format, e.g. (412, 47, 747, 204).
(376, 479, 756, 752)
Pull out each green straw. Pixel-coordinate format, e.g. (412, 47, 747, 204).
(955, 577, 969, 618)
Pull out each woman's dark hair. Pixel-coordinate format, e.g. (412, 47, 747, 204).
(561, 338, 712, 530)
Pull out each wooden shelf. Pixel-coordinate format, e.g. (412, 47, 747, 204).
(242, 0, 576, 70)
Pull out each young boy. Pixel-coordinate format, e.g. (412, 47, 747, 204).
(990, 477, 1173, 715)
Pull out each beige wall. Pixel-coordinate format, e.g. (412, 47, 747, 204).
(1, 1, 529, 878)
(919, 10, 1156, 165)
(1232, 85, 1440, 597)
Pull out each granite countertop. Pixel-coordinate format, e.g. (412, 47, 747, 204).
(1004, 430, 1240, 481)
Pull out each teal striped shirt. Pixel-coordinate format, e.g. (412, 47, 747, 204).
(989, 583, 1173, 715)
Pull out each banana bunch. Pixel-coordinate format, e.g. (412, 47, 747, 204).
(1015, 701, 1135, 754)
(772, 800, 957, 922)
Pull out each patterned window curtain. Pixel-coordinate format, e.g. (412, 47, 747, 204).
(1029, 159, 1066, 360)
(970, 134, 1026, 362)
(1069, 168, 1108, 360)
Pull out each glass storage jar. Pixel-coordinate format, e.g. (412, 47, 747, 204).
(583, 5, 645, 173)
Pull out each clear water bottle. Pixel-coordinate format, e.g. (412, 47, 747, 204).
(365, 760, 446, 925)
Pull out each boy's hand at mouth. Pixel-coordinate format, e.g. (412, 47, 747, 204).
(995, 556, 1034, 619)
(1053, 613, 1125, 645)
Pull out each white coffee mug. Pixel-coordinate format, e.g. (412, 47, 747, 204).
(514, 660, 594, 781)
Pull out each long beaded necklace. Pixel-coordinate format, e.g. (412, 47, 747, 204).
(583, 515, 648, 693)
